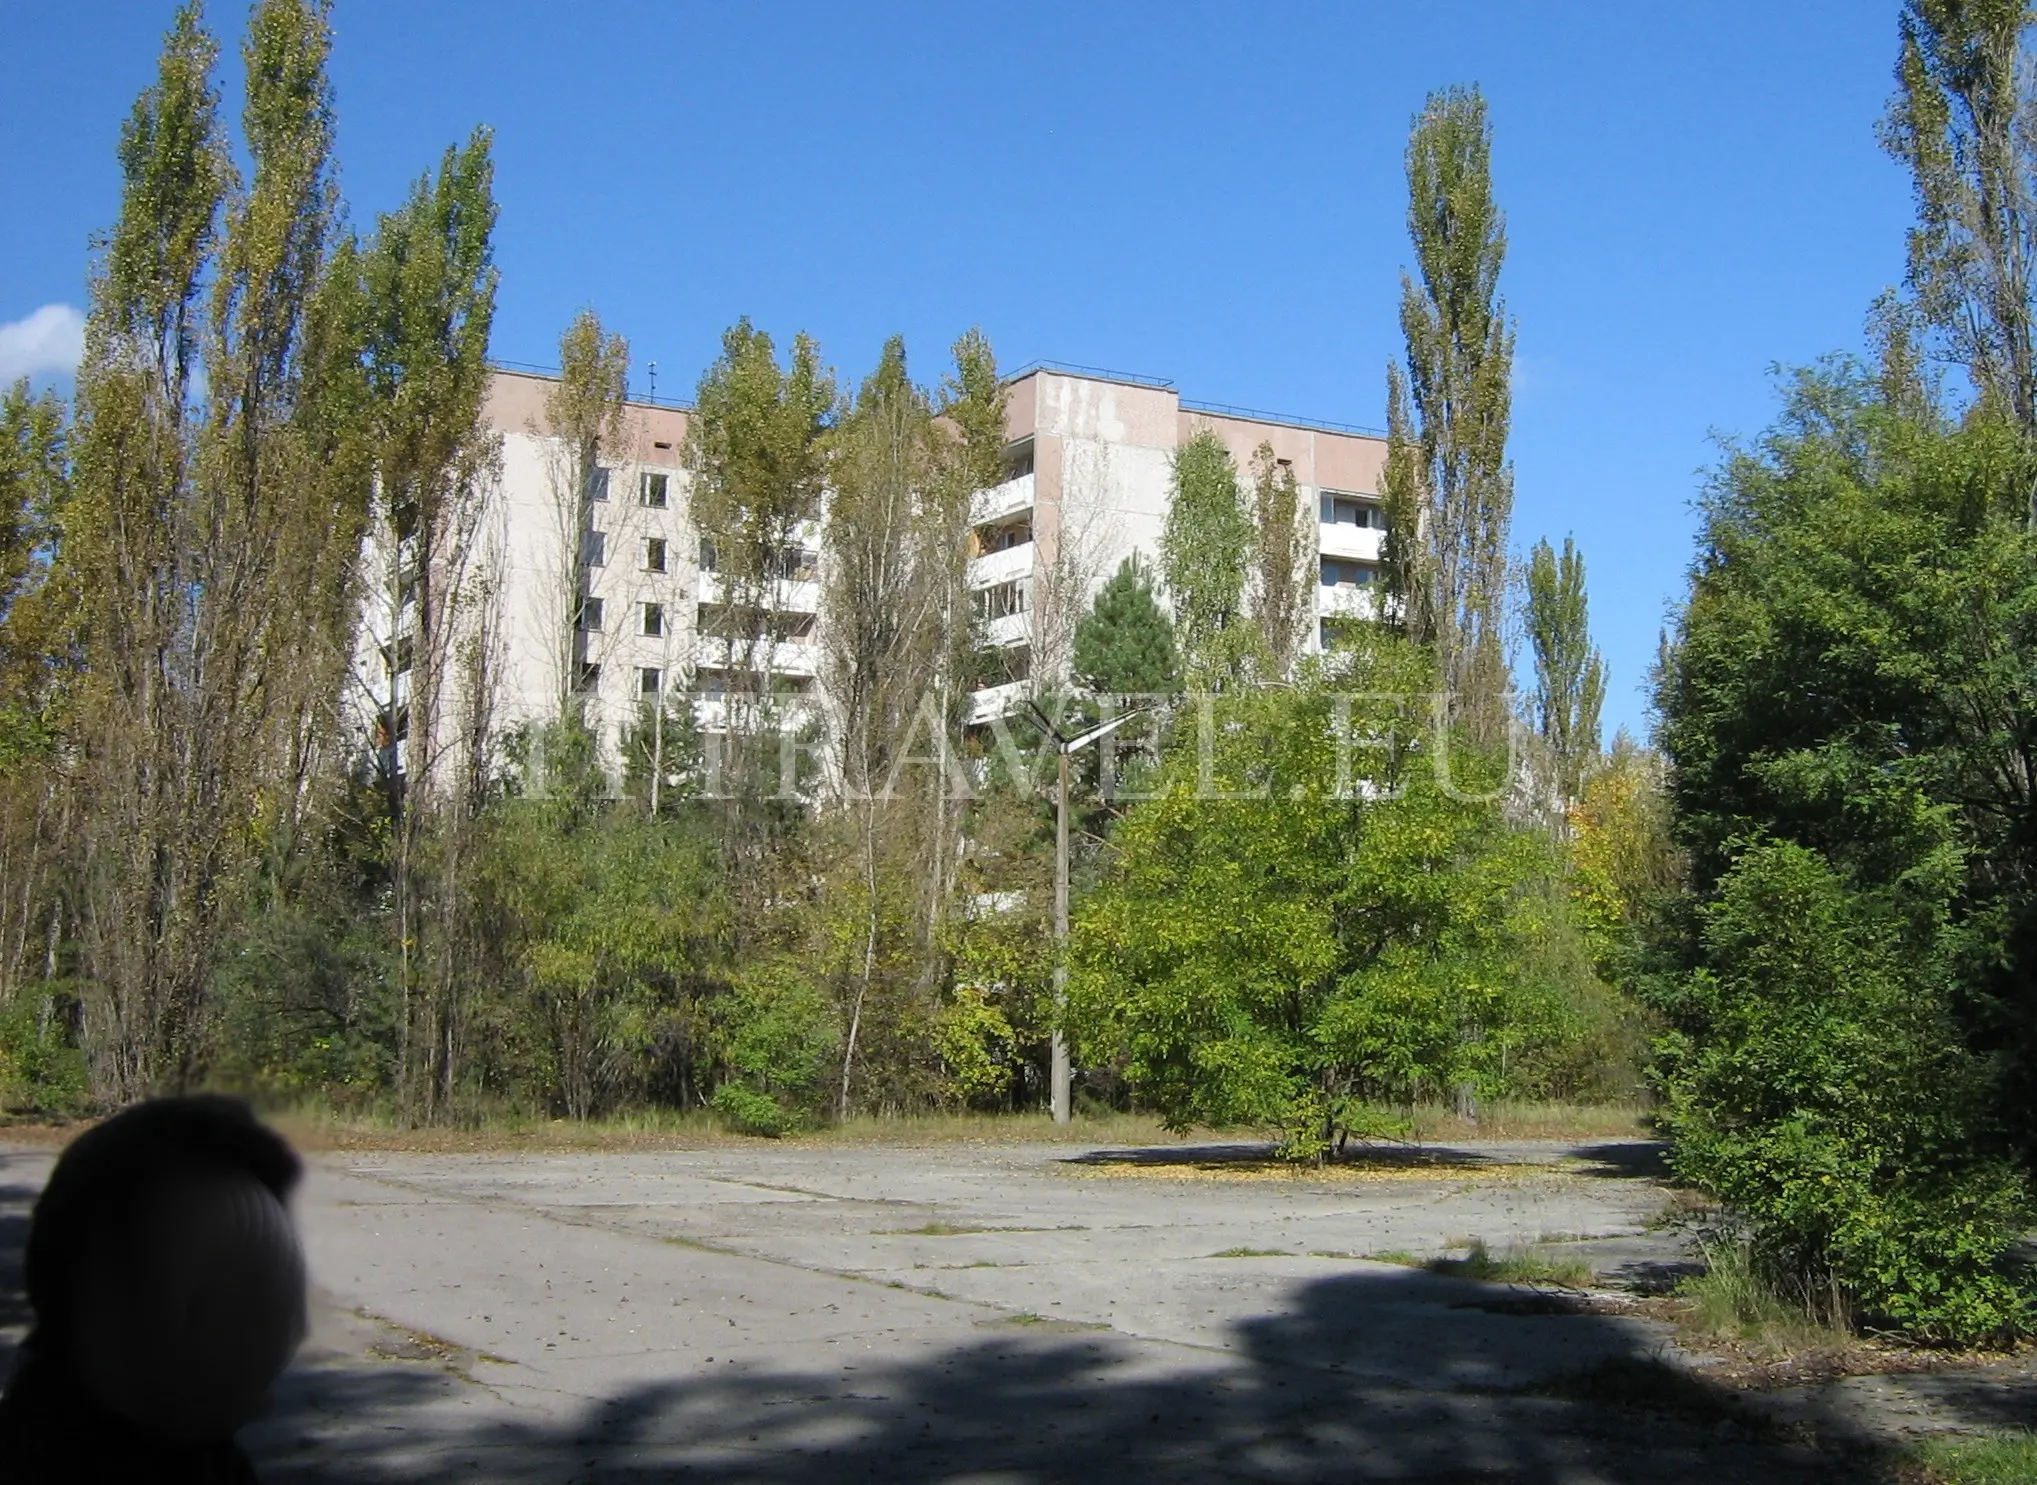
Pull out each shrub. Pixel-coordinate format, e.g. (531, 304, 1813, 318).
(0, 989, 88, 1118)
(711, 1082, 793, 1138)
(1659, 841, 2031, 1345)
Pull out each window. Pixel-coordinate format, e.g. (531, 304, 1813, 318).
(587, 467, 610, 503)
(575, 662, 601, 694)
(699, 538, 719, 573)
(585, 530, 606, 567)
(1320, 492, 1380, 528)
(645, 537, 667, 573)
(640, 666, 662, 695)
(977, 519, 1032, 554)
(976, 579, 1030, 620)
(1321, 617, 1364, 649)
(1319, 558, 1376, 588)
(384, 705, 410, 743)
(768, 545, 818, 581)
(641, 472, 669, 508)
(579, 596, 605, 630)
(642, 601, 664, 637)
(1003, 439, 1035, 481)
(383, 634, 414, 676)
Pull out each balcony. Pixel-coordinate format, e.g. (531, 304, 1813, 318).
(695, 635, 819, 677)
(968, 678, 1029, 725)
(980, 611, 1032, 648)
(697, 571, 822, 613)
(1318, 583, 1379, 620)
(1318, 521, 1385, 561)
(691, 694, 820, 736)
(971, 472, 1035, 526)
(967, 541, 1035, 591)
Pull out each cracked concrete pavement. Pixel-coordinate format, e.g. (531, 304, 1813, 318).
(0, 1135, 2013, 1481)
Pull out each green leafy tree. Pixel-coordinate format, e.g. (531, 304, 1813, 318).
(1882, 1, 2037, 470)
(0, 382, 73, 1043)
(821, 335, 958, 1117)
(357, 131, 501, 1121)
(1655, 361, 2037, 1342)
(1523, 535, 1605, 805)
(1249, 442, 1309, 679)
(478, 718, 729, 1120)
(1159, 427, 1252, 687)
(1072, 553, 1178, 697)
(1071, 637, 1585, 1156)
(1382, 85, 1516, 746)
(63, 0, 376, 1097)
(544, 309, 629, 713)
(1660, 841, 2029, 1342)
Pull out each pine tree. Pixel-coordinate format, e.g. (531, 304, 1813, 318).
(1382, 85, 1516, 746)
(1523, 535, 1605, 805)
(1073, 553, 1178, 697)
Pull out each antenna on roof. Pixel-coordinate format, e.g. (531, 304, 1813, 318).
(648, 361, 658, 402)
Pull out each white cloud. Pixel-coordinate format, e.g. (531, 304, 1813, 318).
(0, 303, 85, 383)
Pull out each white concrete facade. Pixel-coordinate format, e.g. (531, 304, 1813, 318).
(363, 365, 1390, 780)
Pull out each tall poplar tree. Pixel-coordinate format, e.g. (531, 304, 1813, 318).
(358, 132, 501, 1120)
(1523, 535, 1605, 806)
(686, 320, 832, 750)
(1382, 85, 1516, 746)
(1248, 442, 1309, 679)
(1159, 428, 1251, 688)
(544, 309, 629, 715)
(1883, 0, 2037, 492)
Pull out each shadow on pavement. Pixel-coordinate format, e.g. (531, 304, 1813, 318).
(1061, 1141, 1504, 1172)
(0, 1147, 1903, 1484)
(1569, 1142, 1674, 1181)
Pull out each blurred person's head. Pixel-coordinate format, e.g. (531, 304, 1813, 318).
(22, 1095, 306, 1443)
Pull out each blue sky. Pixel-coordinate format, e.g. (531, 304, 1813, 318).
(2, 2, 1915, 739)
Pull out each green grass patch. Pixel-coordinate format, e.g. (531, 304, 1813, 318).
(1427, 1240, 1594, 1287)
(978, 1312, 1109, 1332)
(1364, 1250, 1423, 1267)
(1209, 1246, 1293, 1258)
(1908, 1431, 2037, 1485)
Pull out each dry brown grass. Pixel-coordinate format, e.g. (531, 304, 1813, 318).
(0, 1100, 1650, 1156)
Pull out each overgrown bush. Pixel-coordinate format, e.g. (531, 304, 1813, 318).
(0, 988, 88, 1117)
(711, 1082, 794, 1137)
(1659, 841, 2030, 1344)
(1072, 641, 1634, 1153)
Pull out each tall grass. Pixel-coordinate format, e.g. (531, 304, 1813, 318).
(1677, 1240, 1854, 1351)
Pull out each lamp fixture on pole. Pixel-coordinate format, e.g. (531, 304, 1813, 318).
(1026, 698, 1148, 1126)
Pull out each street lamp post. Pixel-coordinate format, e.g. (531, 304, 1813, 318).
(1030, 701, 1146, 1126)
